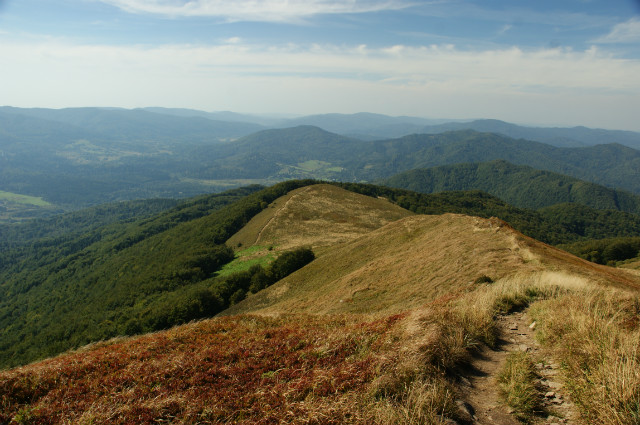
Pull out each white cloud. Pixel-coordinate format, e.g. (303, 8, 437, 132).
(594, 17, 640, 44)
(96, 0, 411, 22)
(1, 38, 639, 129)
(497, 24, 512, 36)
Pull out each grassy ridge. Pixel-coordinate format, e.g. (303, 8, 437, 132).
(334, 182, 640, 245)
(4, 180, 640, 369)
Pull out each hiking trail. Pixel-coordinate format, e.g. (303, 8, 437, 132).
(456, 309, 578, 425)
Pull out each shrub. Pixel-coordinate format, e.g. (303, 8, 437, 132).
(474, 275, 494, 284)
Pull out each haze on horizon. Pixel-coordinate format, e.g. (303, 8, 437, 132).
(1, 0, 639, 131)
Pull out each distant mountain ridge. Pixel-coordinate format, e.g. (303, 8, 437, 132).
(194, 127, 640, 193)
(380, 160, 640, 215)
(2, 107, 640, 219)
(137, 108, 640, 149)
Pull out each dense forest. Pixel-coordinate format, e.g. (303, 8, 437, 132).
(380, 160, 640, 214)
(3, 107, 640, 222)
(0, 181, 313, 368)
(559, 237, 640, 265)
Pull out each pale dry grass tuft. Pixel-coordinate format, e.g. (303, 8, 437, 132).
(530, 287, 640, 425)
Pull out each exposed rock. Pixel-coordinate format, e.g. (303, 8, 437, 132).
(455, 399, 476, 422)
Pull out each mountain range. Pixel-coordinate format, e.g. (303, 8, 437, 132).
(380, 160, 640, 215)
(3, 107, 640, 223)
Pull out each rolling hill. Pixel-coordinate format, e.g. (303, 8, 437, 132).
(380, 160, 640, 214)
(191, 127, 640, 194)
(4, 181, 640, 368)
(224, 192, 640, 317)
(2, 182, 640, 424)
(419, 118, 640, 149)
(3, 109, 640, 222)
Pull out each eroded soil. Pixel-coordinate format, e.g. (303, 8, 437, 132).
(458, 310, 578, 425)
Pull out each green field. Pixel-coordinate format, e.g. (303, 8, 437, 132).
(216, 245, 277, 277)
(0, 191, 51, 206)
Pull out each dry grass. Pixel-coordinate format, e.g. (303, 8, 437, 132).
(530, 287, 640, 425)
(3, 269, 639, 424)
(498, 351, 542, 423)
(226, 214, 552, 317)
(227, 184, 413, 253)
(5, 184, 640, 423)
(446, 270, 640, 425)
(0, 307, 483, 425)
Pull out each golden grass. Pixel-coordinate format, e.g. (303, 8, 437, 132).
(530, 286, 640, 425)
(226, 214, 550, 317)
(227, 184, 413, 254)
(6, 184, 640, 423)
(498, 351, 541, 423)
(443, 270, 640, 425)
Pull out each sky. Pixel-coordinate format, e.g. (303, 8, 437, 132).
(1, 0, 639, 130)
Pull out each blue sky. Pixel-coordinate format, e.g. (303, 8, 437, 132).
(1, 0, 639, 130)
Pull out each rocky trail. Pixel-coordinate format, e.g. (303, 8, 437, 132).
(455, 309, 578, 425)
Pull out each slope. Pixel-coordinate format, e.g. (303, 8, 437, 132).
(3, 183, 640, 425)
(0, 182, 312, 369)
(226, 212, 640, 317)
(380, 160, 640, 214)
(227, 184, 414, 253)
(192, 128, 640, 194)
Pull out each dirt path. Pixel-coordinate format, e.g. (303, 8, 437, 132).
(254, 187, 312, 245)
(457, 310, 578, 425)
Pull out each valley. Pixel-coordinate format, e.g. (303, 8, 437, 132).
(2, 108, 640, 424)
(2, 107, 640, 222)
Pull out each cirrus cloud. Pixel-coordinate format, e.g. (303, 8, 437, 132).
(96, 0, 412, 22)
(594, 17, 640, 44)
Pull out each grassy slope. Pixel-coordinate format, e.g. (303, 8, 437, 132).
(3, 184, 640, 424)
(227, 212, 640, 317)
(228, 184, 414, 253)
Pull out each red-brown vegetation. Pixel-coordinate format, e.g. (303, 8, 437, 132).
(1, 314, 408, 424)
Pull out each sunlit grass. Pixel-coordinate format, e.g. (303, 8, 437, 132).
(498, 351, 542, 423)
(216, 245, 276, 277)
(0, 190, 51, 206)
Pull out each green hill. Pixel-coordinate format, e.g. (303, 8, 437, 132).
(4, 180, 640, 368)
(0, 182, 312, 368)
(380, 160, 640, 214)
(3, 114, 640, 220)
(191, 128, 640, 194)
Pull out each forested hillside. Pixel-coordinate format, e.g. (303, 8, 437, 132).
(0, 182, 312, 368)
(191, 128, 640, 193)
(4, 181, 640, 368)
(381, 160, 640, 214)
(418, 119, 640, 149)
(3, 108, 640, 221)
